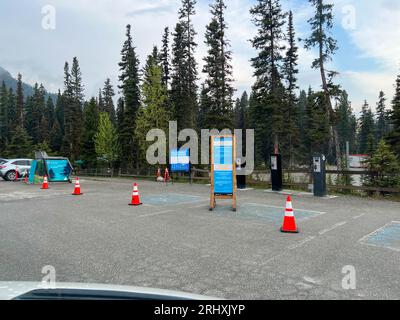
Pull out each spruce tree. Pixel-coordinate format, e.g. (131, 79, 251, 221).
(171, 0, 198, 131)
(5, 125, 32, 158)
(135, 53, 170, 165)
(0, 82, 9, 151)
(387, 74, 400, 156)
(49, 119, 63, 153)
(161, 27, 171, 88)
(118, 24, 141, 168)
(249, 0, 286, 165)
(94, 112, 119, 169)
(283, 10, 299, 167)
(82, 97, 99, 166)
(102, 78, 116, 123)
(358, 101, 376, 154)
(375, 91, 388, 142)
(201, 0, 235, 130)
(336, 90, 357, 153)
(304, 0, 342, 168)
(55, 90, 64, 134)
(16, 73, 24, 125)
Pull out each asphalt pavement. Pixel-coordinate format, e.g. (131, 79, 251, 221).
(0, 177, 399, 299)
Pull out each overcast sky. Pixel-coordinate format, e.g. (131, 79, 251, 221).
(1, 0, 399, 114)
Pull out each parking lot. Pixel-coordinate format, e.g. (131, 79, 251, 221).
(0, 177, 399, 299)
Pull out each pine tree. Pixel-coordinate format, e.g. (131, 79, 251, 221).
(102, 78, 116, 123)
(25, 83, 46, 145)
(5, 125, 32, 158)
(45, 96, 55, 131)
(375, 91, 388, 142)
(171, 0, 198, 131)
(249, 0, 286, 165)
(283, 10, 299, 167)
(358, 100, 376, 154)
(201, 0, 235, 130)
(135, 54, 170, 165)
(387, 74, 400, 156)
(118, 24, 141, 168)
(7, 88, 16, 136)
(161, 27, 171, 88)
(16, 73, 24, 124)
(82, 97, 99, 165)
(61, 62, 73, 157)
(304, 0, 342, 168)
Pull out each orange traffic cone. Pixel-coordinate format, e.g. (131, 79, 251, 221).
(164, 168, 170, 183)
(41, 176, 49, 190)
(281, 196, 299, 233)
(72, 178, 83, 196)
(129, 183, 142, 206)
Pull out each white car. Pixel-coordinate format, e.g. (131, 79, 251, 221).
(0, 159, 32, 181)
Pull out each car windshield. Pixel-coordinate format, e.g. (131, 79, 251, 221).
(1, 0, 400, 305)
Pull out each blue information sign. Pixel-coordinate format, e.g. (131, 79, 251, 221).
(213, 137, 233, 194)
(170, 148, 190, 173)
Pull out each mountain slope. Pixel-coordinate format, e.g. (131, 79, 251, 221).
(0, 66, 56, 101)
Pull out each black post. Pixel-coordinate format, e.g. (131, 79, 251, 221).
(271, 154, 282, 191)
(313, 154, 327, 197)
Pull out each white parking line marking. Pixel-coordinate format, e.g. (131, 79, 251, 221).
(288, 236, 317, 250)
(358, 221, 400, 244)
(246, 202, 326, 215)
(353, 213, 366, 220)
(318, 221, 347, 235)
(137, 210, 174, 218)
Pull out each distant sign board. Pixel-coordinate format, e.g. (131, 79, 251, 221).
(349, 155, 368, 169)
(210, 135, 237, 211)
(170, 148, 190, 173)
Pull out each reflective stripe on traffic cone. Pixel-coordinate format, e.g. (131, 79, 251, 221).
(280, 196, 299, 233)
(41, 176, 49, 190)
(129, 183, 142, 206)
(72, 177, 83, 195)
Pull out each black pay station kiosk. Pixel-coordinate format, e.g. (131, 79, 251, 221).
(271, 154, 283, 191)
(313, 154, 327, 197)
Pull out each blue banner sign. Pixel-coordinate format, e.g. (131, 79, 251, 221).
(213, 137, 233, 194)
(170, 148, 190, 173)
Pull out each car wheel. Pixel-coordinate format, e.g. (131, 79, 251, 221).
(6, 171, 16, 181)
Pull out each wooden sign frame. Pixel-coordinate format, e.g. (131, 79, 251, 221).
(210, 135, 237, 212)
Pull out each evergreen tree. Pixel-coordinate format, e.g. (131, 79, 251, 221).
(102, 78, 116, 123)
(161, 27, 171, 88)
(82, 97, 99, 165)
(304, 0, 342, 168)
(296, 90, 308, 162)
(16, 73, 24, 124)
(25, 83, 46, 145)
(201, 0, 235, 130)
(171, 0, 198, 131)
(0, 82, 9, 151)
(118, 24, 141, 168)
(387, 74, 400, 156)
(376, 91, 388, 142)
(49, 119, 63, 153)
(249, 0, 286, 165)
(61, 62, 73, 157)
(7, 88, 17, 135)
(45, 96, 55, 131)
(94, 112, 119, 168)
(358, 100, 376, 154)
(363, 139, 400, 191)
(55, 90, 64, 134)
(5, 125, 32, 158)
(69, 57, 84, 160)
(335, 90, 357, 153)
(283, 10, 299, 167)
(135, 54, 170, 165)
